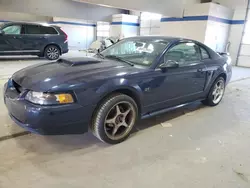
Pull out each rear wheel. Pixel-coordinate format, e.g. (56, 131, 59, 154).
(44, 45, 60, 60)
(92, 93, 138, 144)
(202, 77, 225, 106)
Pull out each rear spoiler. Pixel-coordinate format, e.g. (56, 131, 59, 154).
(217, 52, 232, 64)
(217, 52, 230, 56)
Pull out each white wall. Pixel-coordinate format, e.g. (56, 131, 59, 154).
(161, 21, 208, 43)
(204, 21, 231, 52)
(237, 7, 250, 67)
(160, 3, 234, 54)
(140, 12, 161, 36)
(53, 17, 96, 50)
(110, 14, 139, 38)
(213, 0, 248, 65)
(0, 12, 50, 23)
(160, 3, 211, 43)
(213, 0, 248, 9)
(204, 3, 233, 52)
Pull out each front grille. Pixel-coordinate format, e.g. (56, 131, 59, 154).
(12, 80, 23, 93)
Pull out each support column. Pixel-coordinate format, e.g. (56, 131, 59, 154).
(110, 14, 139, 39)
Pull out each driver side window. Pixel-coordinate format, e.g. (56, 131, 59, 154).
(2, 25, 21, 35)
(164, 43, 200, 67)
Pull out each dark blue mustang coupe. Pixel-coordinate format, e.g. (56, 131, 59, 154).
(4, 36, 232, 144)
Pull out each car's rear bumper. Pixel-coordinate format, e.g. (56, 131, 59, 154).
(61, 42, 69, 54)
(4, 81, 94, 135)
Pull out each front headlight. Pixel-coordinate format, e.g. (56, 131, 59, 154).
(25, 91, 74, 105)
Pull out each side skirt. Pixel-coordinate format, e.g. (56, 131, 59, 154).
(141, 99, 205, 119)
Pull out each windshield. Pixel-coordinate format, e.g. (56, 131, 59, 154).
(101, 38, 169, 67)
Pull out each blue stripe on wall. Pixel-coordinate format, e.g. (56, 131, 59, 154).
(231, 20, 245, 24)
(161, 16, 208, 22)
(161, 15, 245, 25)
(0, 20, 11, 23)
(111, 22, 140, 26)
(208, 16, 231, 24)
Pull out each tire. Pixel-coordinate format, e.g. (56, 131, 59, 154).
(202, 77, 225, 106)
(92, 93, 138, 144)
(44, 45, 60, 60)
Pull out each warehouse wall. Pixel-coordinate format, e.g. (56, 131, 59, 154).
(237, 6, 250, 67)
(140, 12, 161, 36)
(0, 0, 128, 50)
(0, 12, 96, 50)
(52, 17, 96, 50)
(160, 3, 211, 43)
(160, 3, 234, 54)
(204, 3, 233, 52)
(110, 14, 139, 38)
(213, 0, 248, 65)
(0, 12, 51, 23)
(0, 0, 127, 22)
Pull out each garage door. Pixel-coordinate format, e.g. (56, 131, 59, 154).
(238, 8, 250, 67)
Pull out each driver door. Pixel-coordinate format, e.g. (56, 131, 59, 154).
(0, 24, 24, 53)
(142, 42, 207, 112)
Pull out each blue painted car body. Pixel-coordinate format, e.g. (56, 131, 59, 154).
(4, 36, 232, 134)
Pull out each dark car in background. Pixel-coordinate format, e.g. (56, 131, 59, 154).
(4, 36, 232, 144)
(0, 22, 68, 60)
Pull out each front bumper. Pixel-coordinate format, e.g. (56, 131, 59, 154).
(4, 81, 94, 135)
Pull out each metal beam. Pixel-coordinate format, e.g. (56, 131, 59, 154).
(73, 0, 186, 17)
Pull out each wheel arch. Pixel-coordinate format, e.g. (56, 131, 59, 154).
(43, 43, 62, 55)
(218, 72, 227, 82)
(90, 86, 143, 129)
(96, 87, 142, 114)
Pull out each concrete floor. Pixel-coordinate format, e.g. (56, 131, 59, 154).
(0, 54, 250, 187)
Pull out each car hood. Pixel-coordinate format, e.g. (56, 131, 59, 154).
(12, 57, 139, 92)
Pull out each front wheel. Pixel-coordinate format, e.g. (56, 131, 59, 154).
(44, 45, 60, 60)
(91, 93, 138, 144)
(202, 77, 225, 106)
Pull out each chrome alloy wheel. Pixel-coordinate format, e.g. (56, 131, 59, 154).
(47, 47, 59, 60)
(104, 101, 136, 140)
(212, 80, 225, 104)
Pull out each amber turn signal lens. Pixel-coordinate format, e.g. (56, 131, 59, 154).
(56, 94, 74, 104)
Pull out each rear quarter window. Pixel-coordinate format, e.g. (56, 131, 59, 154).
(41, 26, 58, 34)
(200, 47, 210, 59)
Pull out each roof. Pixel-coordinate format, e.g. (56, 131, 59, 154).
(124, 35, 197, 43)
(0, 22, 58, 28)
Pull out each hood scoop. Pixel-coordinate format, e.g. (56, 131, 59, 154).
(58, 57, 101, 66)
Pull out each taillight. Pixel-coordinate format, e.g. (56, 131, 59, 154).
(61, 29, 68, 43)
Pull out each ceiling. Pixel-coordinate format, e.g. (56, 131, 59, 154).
(72, 0, 200, 17)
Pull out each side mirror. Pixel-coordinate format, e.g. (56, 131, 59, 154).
(0, 30, 4, 35)
(159, 60, 179, 71)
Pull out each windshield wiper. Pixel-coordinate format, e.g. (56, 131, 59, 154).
(105, 55, 134, 66)
(95, 52, 105, 59)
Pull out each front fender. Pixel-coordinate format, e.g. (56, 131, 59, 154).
(95, 77, 143, 106)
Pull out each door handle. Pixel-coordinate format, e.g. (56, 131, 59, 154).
(13, 36, 22, 39)
(197, 68, 204, 72)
